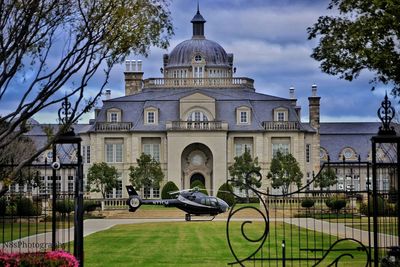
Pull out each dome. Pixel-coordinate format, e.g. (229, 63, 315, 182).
(166, 38, 231, 68)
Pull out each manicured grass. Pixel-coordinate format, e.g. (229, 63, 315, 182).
(0, 221, 73, 243)
(346, 223, 397, 235)
(84, 221, 370, 267)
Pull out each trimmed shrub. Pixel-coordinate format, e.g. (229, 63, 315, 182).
(216, 183, 235, 207)
(84, 200, 100, 214)
(360, 196, 385, 216)
(301, 198, 315, 209)
(325, 197, 347, 213)
(54, 200, 74, 215)
(161, 181, 179, 199)
(190, 180, 208, 195)
(15, 197, 41, 216)
(0, 197, 6, 216)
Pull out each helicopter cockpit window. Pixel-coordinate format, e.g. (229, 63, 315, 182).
(201, 197, 217, 207)
(210, 197, 217, 207)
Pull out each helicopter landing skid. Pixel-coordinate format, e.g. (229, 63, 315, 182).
(185, 214, 216, 222)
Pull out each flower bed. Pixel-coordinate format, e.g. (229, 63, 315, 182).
(0, 250, 78, 267)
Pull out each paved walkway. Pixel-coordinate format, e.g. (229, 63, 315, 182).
(1, 217, 398, 253)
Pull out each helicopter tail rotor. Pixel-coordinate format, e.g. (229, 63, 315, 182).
(126, 185, 142, 212)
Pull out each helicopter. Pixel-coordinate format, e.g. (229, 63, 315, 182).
(126, 185, 230, 221)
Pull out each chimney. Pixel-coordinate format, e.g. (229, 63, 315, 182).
(289, 86, 295, 99)
(124, 59, 144, 96)
(104, 89, 111, 100)
(308, 84, 321, 131)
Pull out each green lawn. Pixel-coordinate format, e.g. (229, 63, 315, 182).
(84, 221, 370, 267)
(0, 220, 73, 243)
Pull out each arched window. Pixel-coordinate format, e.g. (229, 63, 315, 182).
(187, 111, 208, 121)
(340, 147, 357, 160)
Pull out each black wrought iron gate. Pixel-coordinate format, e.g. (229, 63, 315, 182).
(226, 96, 399, 267)
(0, 98, 84, 266)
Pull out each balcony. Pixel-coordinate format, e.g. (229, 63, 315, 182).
(166, 121, 228, 131)
(262, 121, 300, 131)
(95, 122, 132, 132)
(143, 77, 254, 89)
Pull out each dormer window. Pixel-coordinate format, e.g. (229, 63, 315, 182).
(144, 107, 158, 125)
(107, 108, 121, 123)
(277, 112, 285, 122)
(236, 106, 251, 125)
(273, 107, 288, 122)
(147, 112, 155, 124)
(240, 111, 248, 123)
(110, 113, 118, 123)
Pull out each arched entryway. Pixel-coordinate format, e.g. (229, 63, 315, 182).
(190, 173, 205, 187)
(181, 143, 213, 192)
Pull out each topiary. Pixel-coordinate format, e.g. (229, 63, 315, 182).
(54, 200, 75, 215)
(301, 198, 315, 209)
(217, 183, 235, 207)
(161, 181, 179, 199)
(84, 200, 100, 214)
(325, 197, 347, 213)
(190, 180, 208, 195)
(15, 197, 39, 216)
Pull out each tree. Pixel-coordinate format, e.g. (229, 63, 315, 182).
(0, 0, 173, 196)
(129, 153, 164, 197)
(161, 181, 179, 199)
(315, 166, 337, 191)
(228, 148, 261, 203)
(87, 162, 118, 199)
(308, 0, 400, 95)
(267, 151, 303, 195)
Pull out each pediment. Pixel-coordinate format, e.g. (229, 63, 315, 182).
(180, 92, 215, 102)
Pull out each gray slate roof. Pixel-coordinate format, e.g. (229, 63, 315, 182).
(319, 122, 381, 161)
(93, 88, 306, 132)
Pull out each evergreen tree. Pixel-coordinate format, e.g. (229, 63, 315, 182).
(228, 148, 261, 203)
(129, 153, 164, 198)
(267, 151, 303, 195)
(87, 162, 119, 199)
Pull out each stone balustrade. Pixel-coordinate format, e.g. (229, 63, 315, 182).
(166, 121, 228, 131)
(95, 122, 132, 132)
(262, 121, 300, 131)
(143, 77, 254, 89)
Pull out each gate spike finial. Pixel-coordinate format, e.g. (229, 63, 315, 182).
(377, 92, 396, 135)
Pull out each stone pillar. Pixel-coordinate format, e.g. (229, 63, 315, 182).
(124, 60, 144, 96)
(308, 84, 320, 131)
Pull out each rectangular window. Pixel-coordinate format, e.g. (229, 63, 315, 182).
(234, 138, 253, 157)
(240, 111, 248, 123)
(144, 187, 151, 198)
(272, 143, 290, 157)
(105, 141, 123, 163)
(86, 146, 91, 163)
(306, 144, 311, 163)
(143, 143, 160, 162)
(147, 112, 155, 124)
(116, 180, 122, 198)
(277, 112, 285, 122)
(115, 144, 123, 162)
(110, 113, 118, 123)
(68, 182, 74, 192)
(153, 187, 160, 198)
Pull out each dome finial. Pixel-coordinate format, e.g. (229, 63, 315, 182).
(191, 1, 206, 38)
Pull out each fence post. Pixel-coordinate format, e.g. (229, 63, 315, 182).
(282, 240, 286, 267)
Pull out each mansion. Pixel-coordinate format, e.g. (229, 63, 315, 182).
(17, 8, 389, 199)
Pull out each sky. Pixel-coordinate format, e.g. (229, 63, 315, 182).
(8, 0, 394, 123)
